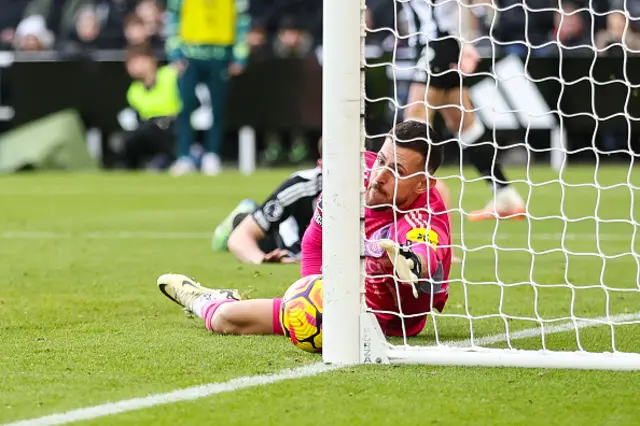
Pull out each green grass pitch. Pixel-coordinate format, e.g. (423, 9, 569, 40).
(1, 166, 640, 425)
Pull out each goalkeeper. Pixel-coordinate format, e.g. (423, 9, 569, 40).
(157, 121, 451, 338)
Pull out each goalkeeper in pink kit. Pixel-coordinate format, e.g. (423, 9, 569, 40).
(156, 121, 451, 338)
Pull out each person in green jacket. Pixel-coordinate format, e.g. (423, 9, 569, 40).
(124, 43, 182, 170)
(165, 0, 250, 176)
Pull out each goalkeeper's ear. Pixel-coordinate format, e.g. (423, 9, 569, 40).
(414, 175, 428, 196)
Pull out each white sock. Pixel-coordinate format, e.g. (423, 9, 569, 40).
(458, 119, 485, 147)
(191, 294, 217, 319)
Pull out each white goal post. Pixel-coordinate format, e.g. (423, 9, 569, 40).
(322, 0, 640, 370)
(321, 0, 364, 365)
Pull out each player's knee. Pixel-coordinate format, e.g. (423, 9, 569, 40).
(441, 108, 463, 131)
(405, 103, 427, 122)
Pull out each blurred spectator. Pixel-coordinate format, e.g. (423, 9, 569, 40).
(13, 14, 54, 50)
(92, 0, 135, 48)
(492, 0, 608, 57)
(123, 12, 161, 48)
(0, 0, 29, 50)
(246, 22, 269, 59)
(272, 16, 312, 58)
(165, 0, 250, 175)
(135, 0, 164, 47)
(552, 1, 592, 54)
(124, 13, 146, 45)
(20, 0, 93, 43)
(596, 0, 640, 55)
(62, 7, 107, 52)
(75, 8, 101, 44)
(123, 43, 180, 170)
(253, 0, 322, 46)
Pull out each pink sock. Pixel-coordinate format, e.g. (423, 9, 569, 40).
(202, 299, 236, 332)
(272, 298, 284, 336)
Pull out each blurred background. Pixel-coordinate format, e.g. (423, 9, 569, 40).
(0, 0, 639, 174)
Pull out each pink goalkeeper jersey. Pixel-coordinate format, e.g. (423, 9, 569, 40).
(301, 152, 451, 330)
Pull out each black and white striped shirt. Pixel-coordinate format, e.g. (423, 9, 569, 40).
(403, 0, 463, 45)
(252, 167, 322, 253)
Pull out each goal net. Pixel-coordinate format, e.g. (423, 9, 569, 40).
(321, 0, 640, 370)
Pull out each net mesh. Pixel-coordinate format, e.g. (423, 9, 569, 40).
(361, 0, 640, 363)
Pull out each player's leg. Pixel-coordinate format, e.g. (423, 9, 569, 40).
(441, 88, 525, 220)
(157, 274, 283, 335)
(201, 53, 231, 176)
(405, 42, 463, 262)
(126, 118, 176, 170)
(211, 298, 281, 335)
(122, 123, 149, 169)
(172, 59, 200, 175)
(212, 199, 259, 251)
(405, 83, 449, 125)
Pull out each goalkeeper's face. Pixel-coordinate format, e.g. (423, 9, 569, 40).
(366, 138, 428, 211)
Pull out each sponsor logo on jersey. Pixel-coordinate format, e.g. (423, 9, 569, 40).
(405, 227, 438, 248)
(263, 199, 284, 223)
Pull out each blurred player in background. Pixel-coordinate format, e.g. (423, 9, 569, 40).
(156, 121, 452, 339)
(165, 0, 250, 176)
(211, 140, 322, 264)
(403, 0, 525, 220)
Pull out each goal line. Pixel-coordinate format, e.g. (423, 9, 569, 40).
(364, 312, 640, 370)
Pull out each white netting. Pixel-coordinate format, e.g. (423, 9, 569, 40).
(359, 0, 640, 368)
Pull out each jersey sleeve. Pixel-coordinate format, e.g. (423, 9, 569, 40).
(300, 194, 323, 276)
(394, 209, 448, 294)
(251, 175, 313, 235)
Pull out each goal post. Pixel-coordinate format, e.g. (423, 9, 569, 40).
(322, 0, 640, 370)
(321, 0, 364, 364)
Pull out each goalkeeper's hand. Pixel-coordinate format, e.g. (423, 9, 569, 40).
(378, 239, 423, 299)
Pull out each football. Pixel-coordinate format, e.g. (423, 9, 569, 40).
(280, 275, 323, 353)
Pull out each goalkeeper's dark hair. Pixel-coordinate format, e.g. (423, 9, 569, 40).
(388, 120, 444, 174)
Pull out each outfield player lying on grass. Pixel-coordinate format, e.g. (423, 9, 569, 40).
(157, 121, 452, 338)
(211, 140, 322, 265)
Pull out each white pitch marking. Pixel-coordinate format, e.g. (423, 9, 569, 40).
(5, 312, 640, 426)
(1, 363, 339, 426)
(442, 312, 640, 348)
